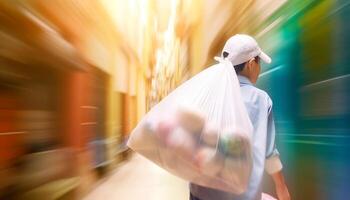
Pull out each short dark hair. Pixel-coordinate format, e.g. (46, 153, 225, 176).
(222, 51, 247, 73)
(233, 62, 246, 73)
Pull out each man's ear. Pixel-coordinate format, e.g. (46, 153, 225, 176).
(247, 58, 255, 72)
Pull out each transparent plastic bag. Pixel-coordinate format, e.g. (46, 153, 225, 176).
(127, 58, 253, 194)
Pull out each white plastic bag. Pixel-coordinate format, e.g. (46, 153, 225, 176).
(127, 58, 253, 194)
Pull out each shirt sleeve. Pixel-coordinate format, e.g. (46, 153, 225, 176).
(265, 97, 283, 174)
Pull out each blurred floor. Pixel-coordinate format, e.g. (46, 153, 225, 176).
(83, 153, 189, 200)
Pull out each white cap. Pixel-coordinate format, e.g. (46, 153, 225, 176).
(221, 34, 272, 66)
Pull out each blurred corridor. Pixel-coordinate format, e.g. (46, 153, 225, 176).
(1, 0, 350, 199)
(84, 154, 189, 200)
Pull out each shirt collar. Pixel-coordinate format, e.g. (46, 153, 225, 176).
(238, 75, 253, 85)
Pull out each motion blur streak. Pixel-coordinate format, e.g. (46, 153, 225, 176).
(0, 0, 349, 200)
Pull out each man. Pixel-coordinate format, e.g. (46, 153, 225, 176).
(190, 34, 291, 200)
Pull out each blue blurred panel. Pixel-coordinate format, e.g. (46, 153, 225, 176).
(256, 0, 350, 199)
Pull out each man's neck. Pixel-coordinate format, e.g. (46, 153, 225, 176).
(237, 74, 254, 85)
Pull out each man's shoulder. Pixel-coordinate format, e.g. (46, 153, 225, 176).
(244, 85, 271, 100)
(241, 85, 273, 109)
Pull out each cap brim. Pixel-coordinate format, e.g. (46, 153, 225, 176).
(259, 51, 272, 64)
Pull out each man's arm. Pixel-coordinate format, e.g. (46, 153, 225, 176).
(265, 97, 290, 200)
(271, 170, 291, 200)
(265, 156, 290, 200)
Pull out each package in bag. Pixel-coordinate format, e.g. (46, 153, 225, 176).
(127, 57, 253, 194)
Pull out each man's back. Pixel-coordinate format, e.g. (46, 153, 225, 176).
(190, 75, 278, 200)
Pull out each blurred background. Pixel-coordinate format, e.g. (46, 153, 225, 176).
(0, 0, 349, 199)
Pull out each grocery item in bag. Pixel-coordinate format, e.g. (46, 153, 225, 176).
(195, 147, 224, 176)
(177, 107, 206, 135)
(201, 123, 219, 147)
(167, 127, 196, 159)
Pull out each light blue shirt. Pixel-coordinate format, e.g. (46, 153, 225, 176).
(190, 75, 280, 200)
